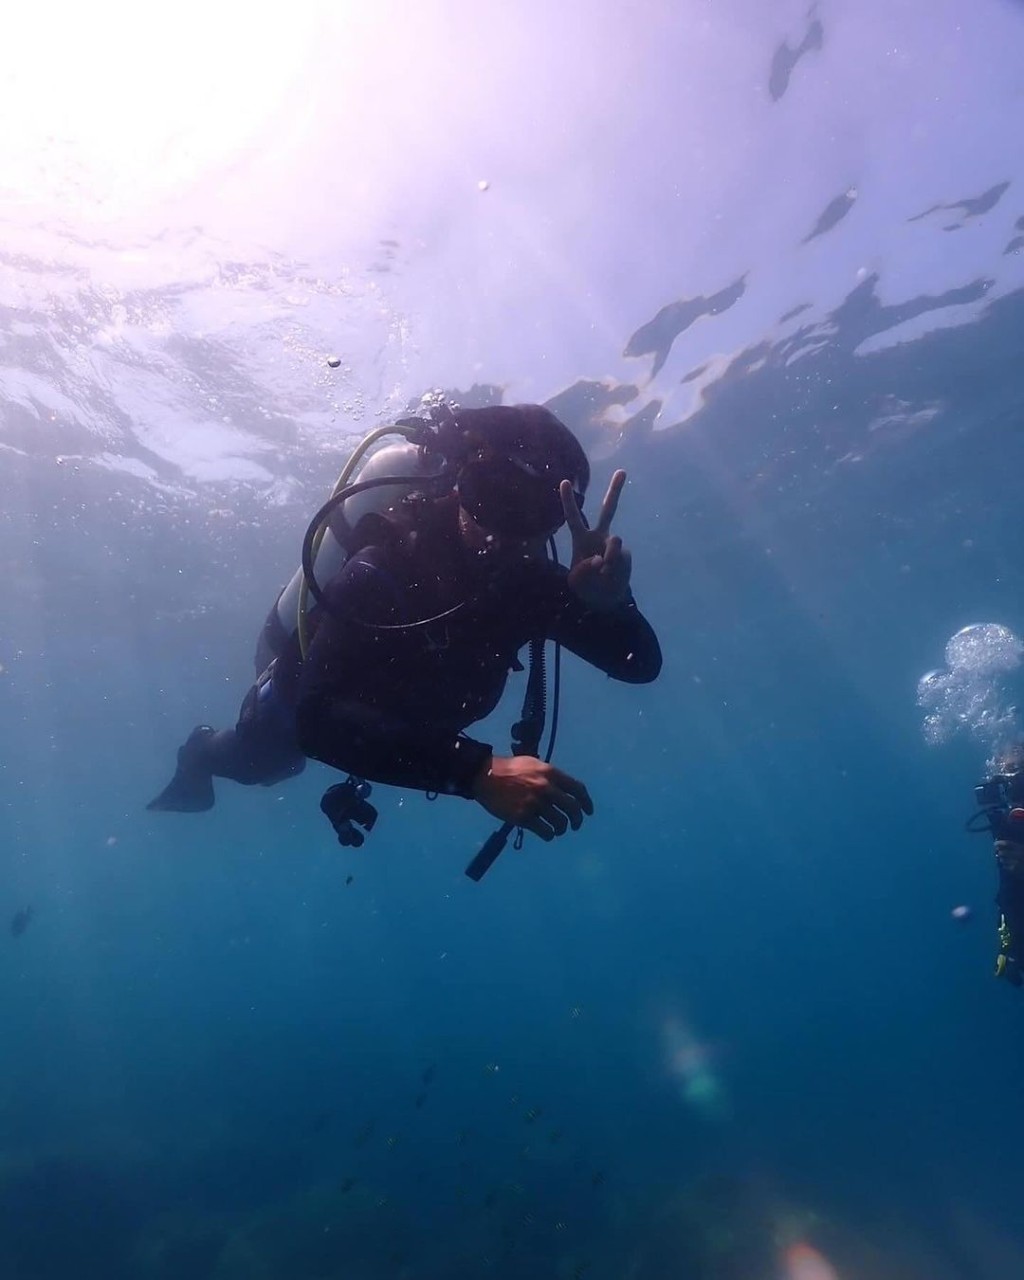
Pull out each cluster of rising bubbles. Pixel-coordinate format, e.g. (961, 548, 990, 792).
(414, 388, 458, 416)
(918, 623, 1024, 758)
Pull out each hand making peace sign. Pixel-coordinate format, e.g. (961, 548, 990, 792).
(559, 469, 632, 610)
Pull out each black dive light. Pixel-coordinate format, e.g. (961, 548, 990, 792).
(465, 823, 516, 882)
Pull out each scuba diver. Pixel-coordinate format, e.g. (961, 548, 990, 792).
(147, 403, 662, 878)
(967, 746, 1024, 984)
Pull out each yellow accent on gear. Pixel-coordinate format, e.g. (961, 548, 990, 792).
(995, 913, 1014, 981)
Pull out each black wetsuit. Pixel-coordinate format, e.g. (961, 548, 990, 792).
(267, 494, 663, 796)
(996, 863, 1024, 984)
(978, 796, 1024, 984)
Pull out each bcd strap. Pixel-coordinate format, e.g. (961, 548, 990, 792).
(467, 639, 549, 882)
(511, 638, 547, 757)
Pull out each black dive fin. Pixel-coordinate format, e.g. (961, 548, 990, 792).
(147, 727, 217, 813)
(146, 768, 215, 813)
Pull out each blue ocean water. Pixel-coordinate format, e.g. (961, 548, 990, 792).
(3, 3, 1024, 1277)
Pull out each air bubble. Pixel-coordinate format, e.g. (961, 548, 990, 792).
(918, 623, 1024, 753)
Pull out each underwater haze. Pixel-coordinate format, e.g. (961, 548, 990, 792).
(3, 1, 1024, 1276)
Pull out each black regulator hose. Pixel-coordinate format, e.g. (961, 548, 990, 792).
(300, 470, 454, 614)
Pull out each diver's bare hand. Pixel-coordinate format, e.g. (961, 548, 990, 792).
(561, 470, 632, 610)
(471, 755, 593, 840)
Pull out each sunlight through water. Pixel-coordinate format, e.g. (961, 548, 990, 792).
(0, 3, 337, 217)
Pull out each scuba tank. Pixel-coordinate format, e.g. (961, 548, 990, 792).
(254, 417, 451, 673)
